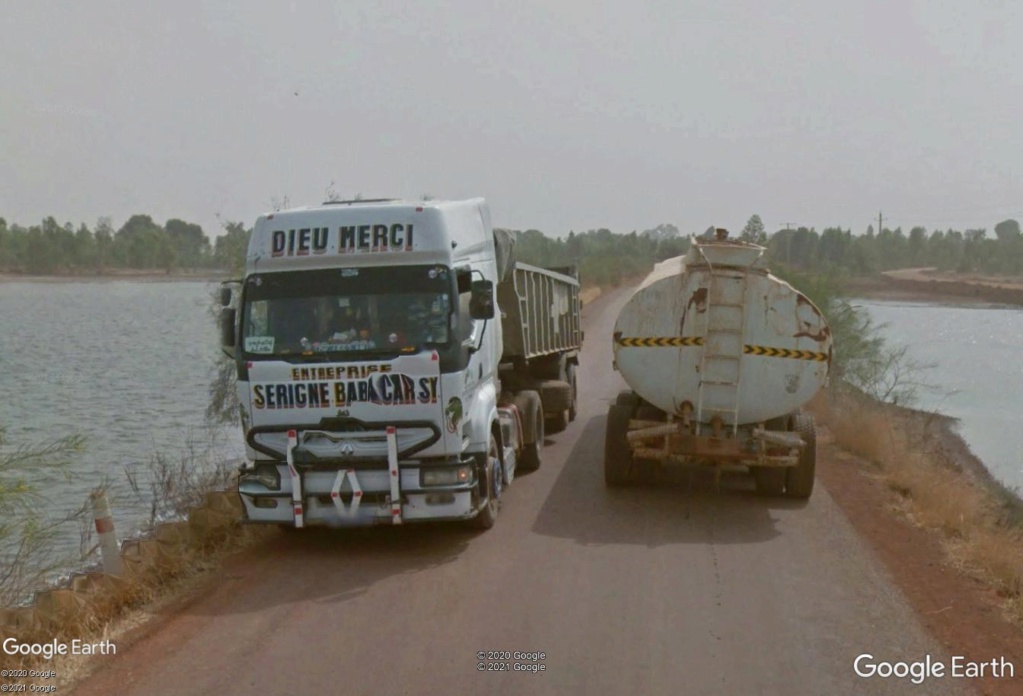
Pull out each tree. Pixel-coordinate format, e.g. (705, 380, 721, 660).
(740, 214, 767, 244)
(994, 219, 1021, 243)
(213, 220, 251, 274)
(116, 214, 173, 269)
(94, 217, 114, 271)
(165, 219, 210, 268)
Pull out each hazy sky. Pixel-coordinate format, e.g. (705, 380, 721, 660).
(2, 0, 1021, 238)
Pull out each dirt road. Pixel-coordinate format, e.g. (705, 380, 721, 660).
(71, 288, 974, 696)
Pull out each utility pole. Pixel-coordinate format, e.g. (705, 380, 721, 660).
(780, 222, 797, 231)
(878, 211, 884, 234)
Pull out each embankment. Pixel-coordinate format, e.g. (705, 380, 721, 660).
(845, 268, 1023, 305)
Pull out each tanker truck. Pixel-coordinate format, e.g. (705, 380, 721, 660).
(607, 229, 832, 498)
(219, 198, 581, 530)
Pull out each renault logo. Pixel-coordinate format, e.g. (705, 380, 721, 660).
(340, 441, 356, 457)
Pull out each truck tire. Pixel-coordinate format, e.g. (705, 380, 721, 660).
(785, 412, 817, 499)
(567, 363, 578, 422)
(470, 433, 502, 529)
(752, 467, 786, 496)
(540, 379, 572, 433)
(516, 390, 544, 471)
(604, 403, 633, 487)
(531, 353, 567, 381)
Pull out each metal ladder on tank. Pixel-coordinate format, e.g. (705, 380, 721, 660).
(694, 254, 749, 437)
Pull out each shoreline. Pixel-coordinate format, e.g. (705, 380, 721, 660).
(0, 270, 231, 284)
(843, 269, 1023, 306)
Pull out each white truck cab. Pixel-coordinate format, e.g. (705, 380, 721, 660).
(220, 198, 580, 530)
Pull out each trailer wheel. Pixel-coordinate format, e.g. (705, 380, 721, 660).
(518, 391, 544, 471)
(532, 353, 567, 381)
(604, 403, 633, 487)
(567, 363, 578, 422)
(539, 380, 572, 433)
(470, 434, 502, 529)
(752, 467, 786, 496)
(785, 412, 817, 499)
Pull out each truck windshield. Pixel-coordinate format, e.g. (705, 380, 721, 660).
(241, 265, 454, 357)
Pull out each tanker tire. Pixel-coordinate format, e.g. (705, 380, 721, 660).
(616, 390, 640, 408)
(469, 433, 502, 529)
(519, 391, 544, 471)
(785, 412, 817, 499)
(567, 363, 578, 422)
(753, 467, 786, 496)
(605, 403, 633, 487)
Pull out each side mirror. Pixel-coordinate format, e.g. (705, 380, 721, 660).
(220, 286, 233, 307)
(469, 279, 495, 320)
(220, 308, 237, 357)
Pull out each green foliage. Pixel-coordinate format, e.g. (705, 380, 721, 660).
(764, 217, 1023, 276)
(0, 213, 241, 275)
(507, 225, 691, 288)
(0, 427, 87, 604)
(213, 221, 251, 276)
(740, 214, 767, 244)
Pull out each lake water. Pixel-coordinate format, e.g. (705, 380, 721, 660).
(857, 299, 1023, 492)
(1, 283, 1020, 584)
(0, 281, 245, 570)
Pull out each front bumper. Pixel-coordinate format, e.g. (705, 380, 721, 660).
(238, 458, 480, 526)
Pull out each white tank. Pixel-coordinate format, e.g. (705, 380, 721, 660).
(613, 238, 832, 426)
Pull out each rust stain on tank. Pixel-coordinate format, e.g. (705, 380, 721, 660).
(794, 326, 831, 343)
(679, 287, 708, 333)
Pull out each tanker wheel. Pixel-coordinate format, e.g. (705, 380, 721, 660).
(616, 390, 640, 408)
(604, 403, 634, 487)
(567, 363, 578, 422)
(785, 412, 817, 499)
(470, 432, 502, 529)
(753, 467, 786, 496)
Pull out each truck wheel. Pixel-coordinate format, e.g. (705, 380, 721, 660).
(540, 379, 572, 433)
(752, 467, 786, 496)
(604, 403, 633, 487)
(785, 412, 817, 499)
(567, 363, 578, 422)
(532, 353, 567, 381)
(518, 391, 544, 471)
(470, 434, 502, 529)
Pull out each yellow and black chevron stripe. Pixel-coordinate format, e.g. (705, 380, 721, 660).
(615, 336, 704, 347)
(743, 345, 829, 362)
(615, 336, 828, 362)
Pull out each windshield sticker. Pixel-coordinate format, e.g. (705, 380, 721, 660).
(244, 336, 275, 353)
(252, 375, 439, 410)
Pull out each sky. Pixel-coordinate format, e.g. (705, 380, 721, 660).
(2, 0, 1022, 239)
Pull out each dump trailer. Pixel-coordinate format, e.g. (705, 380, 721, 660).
(606, 229, 832, 498)
(219, 198, 581, 530)
(497, 257, 582, 433)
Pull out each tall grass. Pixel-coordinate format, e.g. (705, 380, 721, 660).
(0, 428, 88, 606)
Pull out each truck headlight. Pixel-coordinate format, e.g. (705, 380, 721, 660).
(240, 463, 281, 491)
(421, 465, 472, 487)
